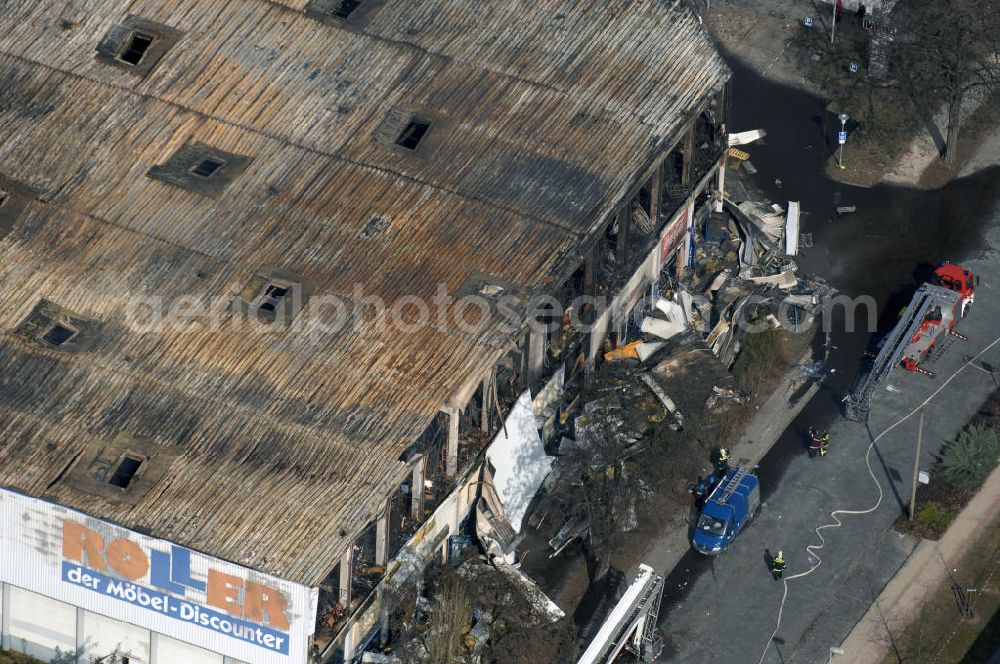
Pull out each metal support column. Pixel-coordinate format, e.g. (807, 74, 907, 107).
(677, 200, 693, 278)
(1, 583, 10, 651)
(480, 368, 494, 433)
(379, 589, 391, 649)
(649, 163, 663, 230)
(75, 606, 85, 664)
(681, 125, 695, 186)
(338, 547, 353, 608)
(445, 406, 459, 477)
(410, 454, 425, 521)
(715, 157, 726, 213)
(375, 501, 390, 567)
(527, 326, 546, 384)
(149, 630, 159, 664)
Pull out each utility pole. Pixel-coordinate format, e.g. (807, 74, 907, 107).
(909, 410, 925, 521)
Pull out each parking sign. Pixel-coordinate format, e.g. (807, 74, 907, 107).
(838, 131, 847, 144)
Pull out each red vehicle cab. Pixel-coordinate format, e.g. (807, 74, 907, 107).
(935, 262, 976, 316)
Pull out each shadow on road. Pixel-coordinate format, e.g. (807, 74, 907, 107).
(866, 421, 907, 514)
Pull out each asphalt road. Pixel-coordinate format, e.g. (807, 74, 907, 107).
(658, 221, 1000, 664)
(654, 55, 1000, 664)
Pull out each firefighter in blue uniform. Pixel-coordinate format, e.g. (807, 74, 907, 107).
(807, 427, 829, 458)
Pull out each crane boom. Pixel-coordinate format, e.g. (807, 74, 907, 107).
(577, 564, 665, 664)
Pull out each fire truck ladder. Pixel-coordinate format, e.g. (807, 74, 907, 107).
(633, 572, 665, 661)
(844, 285, 960, 421)
(922, 329, 967, 365)
(717, 466, 750, 502)
(577, 565, 666, 664)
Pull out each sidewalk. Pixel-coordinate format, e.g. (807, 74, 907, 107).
(837, 462, 1000, 663)
(735, 356, 820, 466)
(881, 88, 990, 186)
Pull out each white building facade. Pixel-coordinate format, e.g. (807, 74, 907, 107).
(0, 488, 317, 664)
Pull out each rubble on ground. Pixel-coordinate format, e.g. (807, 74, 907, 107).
(519, 189, 833, 579)
(382, 558, 577, 664)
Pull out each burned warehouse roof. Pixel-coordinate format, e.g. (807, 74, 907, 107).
(0, 0, 729, 585)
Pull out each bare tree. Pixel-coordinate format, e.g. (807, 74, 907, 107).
(576, 403, 645, 578)
(422, 575, 473, 664)
(897, 0, 1000, 164)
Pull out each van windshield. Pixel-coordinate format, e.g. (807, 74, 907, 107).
(696, 513, 728, 536)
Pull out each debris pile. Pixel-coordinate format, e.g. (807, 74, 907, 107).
(517, 189, 833, 591)
(737, 201, 786, 243)
(522, 330, 749, 578)
(380, 559, 577, 664)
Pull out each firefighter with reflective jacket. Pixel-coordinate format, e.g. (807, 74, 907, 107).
(807, 428, 829, 458)
(772, 551, 786, 580)
(715, 448, 731, 476)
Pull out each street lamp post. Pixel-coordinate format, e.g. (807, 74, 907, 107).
(829, 646, 845, 663)
(837, 113, 849, 169)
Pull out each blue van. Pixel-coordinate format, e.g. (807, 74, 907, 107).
(691, 466, 760, 555)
